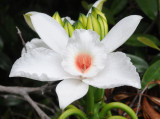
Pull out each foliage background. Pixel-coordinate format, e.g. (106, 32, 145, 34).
(0, 0, 159, 118)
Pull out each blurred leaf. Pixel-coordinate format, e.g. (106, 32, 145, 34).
(5, 96, 23, 106)
(125, 34, 160, 47)
(135, 0, 158, 20)
(0, 37, 4, 51)
(150, 53, 160, 64)
(110, 0, 128, 15)
(138, 37, 160, 51)
(141, 60, 160, 89)
(0, 52, 12, 71)
(81, 0, 90, 10)
(127, 54, 148, 73)
(143, 97, 160, 119)
(2, 108, 11, 119)
(134, 21, 150, 33)
(3, 16, 18, 42)
(102, 7, 115, 25)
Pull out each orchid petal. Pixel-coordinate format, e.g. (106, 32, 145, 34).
(21, 38, 50, 55)
(10, 48, 72, 81)
(24, 11, 39, 31)
(102, 15, 142, 53)
(31, 13, 69, 55)
(87, 0, 106, 15)
(83, 52, 141, 89)
(62, 29, 106, 77)
(56, 79, 89, 109)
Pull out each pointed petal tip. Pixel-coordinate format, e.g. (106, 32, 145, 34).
(125, 15, 143, 21)
(129, 15, 143, 20)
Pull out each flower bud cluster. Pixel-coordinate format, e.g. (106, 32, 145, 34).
(52, 7, 108, 40)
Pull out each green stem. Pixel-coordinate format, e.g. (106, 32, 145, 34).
(85, 86, 94, 117)
(99, 102, 138, 119)
(107, 116, 127, 119)
(94, 88, 105, 102)
(59, 108, 87, 119)
(101, 103, 112, 117)
(65, 105, 78, 110)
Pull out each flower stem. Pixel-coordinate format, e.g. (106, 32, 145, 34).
(94, 88, 105, 102)
(59, 108, 87, 119)
(99, 102, 138, 119)
(65, 104, 78, 110)
(85, 86, 94, 117)
(107, 116, 127, 119)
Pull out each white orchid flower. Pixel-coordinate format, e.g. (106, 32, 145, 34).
(10, 12, 142, 109)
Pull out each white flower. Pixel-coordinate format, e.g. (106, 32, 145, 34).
(10, 13, 142, 109)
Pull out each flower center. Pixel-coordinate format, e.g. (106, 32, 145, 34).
(75, 54, 92, 73)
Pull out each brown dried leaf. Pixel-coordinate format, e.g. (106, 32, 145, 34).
(113, 93, 131, 101)
(143, 97, 160, 119)
(147, 96, 160, 106)
(105, 89, 114, 98)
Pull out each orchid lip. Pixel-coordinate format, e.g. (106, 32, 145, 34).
(75, 53, 92, 73)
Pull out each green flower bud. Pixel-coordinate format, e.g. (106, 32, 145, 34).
(97, 15, 108, 40)
(52, 11, 63, 26)
(63, 19, 74, 37)
(95, 0, 106, 11)
(74, 21, 85, 29)
(78, 13, 87, 28)
(91, 7, 106, 20)
(87, 14, 101, 36)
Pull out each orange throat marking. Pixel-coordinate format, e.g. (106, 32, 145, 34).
(75, 54, 92, 73)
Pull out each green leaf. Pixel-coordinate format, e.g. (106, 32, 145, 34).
(137, 37, 160, 51)
(141, 60, 160, 89)
(102, 7, 115, 25)
(110, 0, 128, 15)
(0, 37, 4, 51)
(135, 0, 158, 20)
(125, 34, 160, 47)
(150, 53, 160, 64)
(81, 0, 90, 10)
(127, 54, 148, 73)
(0, 52, 12, 71)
